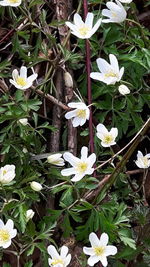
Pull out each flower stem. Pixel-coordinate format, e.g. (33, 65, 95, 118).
(83, 0, 95, 155)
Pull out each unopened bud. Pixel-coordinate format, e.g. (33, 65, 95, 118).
(64, 72, 73, 87)
(30, 181, 42, 192)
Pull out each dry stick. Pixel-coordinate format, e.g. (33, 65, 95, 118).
(83, 0, 95, 155)
(35, 88, 69, 110)
(84, 118, 150, 202)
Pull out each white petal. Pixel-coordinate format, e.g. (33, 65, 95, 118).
(79, 118, 87, 126)
(47, 245, 60, 258)
(65, 22, 77, 32)
(90, 72, 105, 82)
(12, 69, 18, 81)
(68, 102, 86, 109)
(119, 67, 124, 80)
(102, 18, 114, 23)
(2, 240, 11, 249)
(87, 154, 96, 167)
(6, 219, 14, 229)
(63, 152, 80, 165)
(146, 153, 150, 158)
(74, 13, 84, 27)
(0, 220, 4, 228)
(105, 245, 117, 256)
(99, 233, 109, 246)
(71, 173, 84, 182)
(83, 247, 95, 256)
(137, 151, 143, 158)
(110, 128, 118, 138)
(85, 13, 94, 29)
(65, 110, 77, 120)
(65, 254, 71, 266)
(89, 232, 100, 247)
(97, 124, 108, 135)
(20, 66, 27, 79)
(81, 146, 88, 160)
(96, 58, 111, 73)
(102, 9, 112, 18)
(61, 167, 75, 176)
(101, 141, 116, 147)
(72, 117, 81, 127)
(100, 255, 108, 267)
(106, 1, 120, 11)
(10, 229, 17, 238)
(109, 54, 119, 73)
(88, 255, 99, 266)
(86, 168, 95, 175)
(27, 73, 38, 84)
(60, 246, 68, 257)
(86, 19, 102, 37)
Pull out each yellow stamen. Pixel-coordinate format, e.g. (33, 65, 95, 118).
(51, 259, 64, 265)
(111, 11, 117, 18)
(76, 162, 88, 173)
(16, 77, 27, 87)
(78, 26, 89, 36)
(9, 0, 19, 3)
(76, 109, 86, 119)
(103, 134, 114, 144)
(94, 246, 105, 256)
(0, 229, 10, 242)
(3, 170, 7, 175)
(105, 72, 118, 78)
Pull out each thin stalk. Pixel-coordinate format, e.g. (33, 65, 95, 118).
(83, 0, 95, 155)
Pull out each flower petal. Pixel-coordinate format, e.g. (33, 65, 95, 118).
(74, 13, 84, 27)
(110, 127, 118, 139)
(96, 58, 111, 73)
(65, 110, 77, 120)
(85, 12, 94, 29)
(89, 232, 100, 247)
(65, 22, 77, 32)
(12, 69, 18, 81)
(81, 146, 88, 160)
(87, 19, 102, 37)
(99, 233, 109, 246)
(20, 66, 27, 79)
(27, 73, 38, 84)
(60, 245, 68, 257)
(105, 245, 117, 256)
(83, 247, 95, 256)
(109, 54, 119, 73)
(88, 255, 99, 266)
(61, 167, 75, 176)
(6, 219, 14, 229)
(63, 152, 80, 165)
(71, 173, 84, 182)
(47, 245, 60, 258)
(100, 255, 108, 267)
(96, 124, 108, 135)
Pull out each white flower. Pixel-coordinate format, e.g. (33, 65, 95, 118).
(118, 0, 132, 3)
(0, 165, 16, 185)
(118, 84, 130, 95)
(47, 245, 71, 267)
(30, 181, 42, 192)
(47, 154, 65, 166)
(102, 0, 127, 23)
(0, 0, 21, 6)
(96, 124, 118, 147)
(135, 151, 150, 169)
(83, 232, 117, 267)
(0, 219, 17, 249)
(9, 66, 38, 90)
(66, 12, 102, 39)
(19, 118, 28, 126)
(61, 146, 96, 182)
(65, 102, 90, 127)
(26, 209, 35, 222)
(90, 54, 124, 85)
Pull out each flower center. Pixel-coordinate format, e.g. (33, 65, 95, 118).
(143, 157, 148, 167)
(105, 71, 118, 78)
(94, 246, 105, 256)
(78, 25, 89, 36)
(103, 134, 114, 144)
(111, 11, 117, 18)
(76, 109, 86, 119)
(16, 77, 27, 87)
(3, 170, 7, 175)
(0, 229, 10, 243)
(9, 0, 19, 3)
(76, 162, 88, 174)
(51, 259, 64, 266)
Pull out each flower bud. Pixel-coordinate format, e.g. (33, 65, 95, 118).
(47, 153, 65, 166)
(26, 209, 35, 221)
(64, 72, 73, 87)
(19, 118, 28, 126)
(118, 85, 130, 95)
(30, 181, 42, 192)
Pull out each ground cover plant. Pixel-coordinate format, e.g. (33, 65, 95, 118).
(0, 0, 150, 266)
